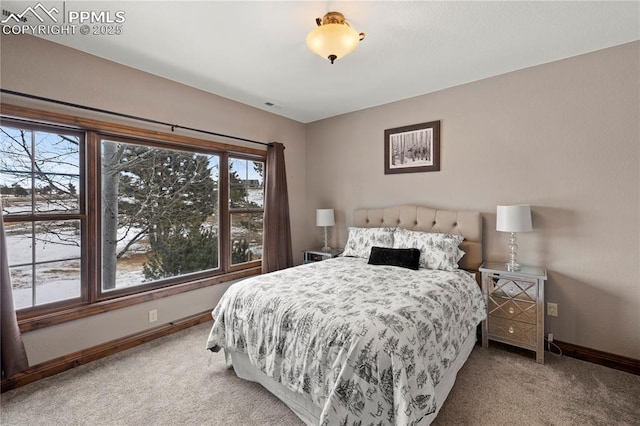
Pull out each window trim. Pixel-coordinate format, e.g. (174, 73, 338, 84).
(228, 155, 265, 270)
(1, 119, 88, 313)
(94, 133, 226, 301)
(1, 104, 267, 332)
(16, 266, 261, 333)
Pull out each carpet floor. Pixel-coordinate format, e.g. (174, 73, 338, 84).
(2, 322, 638, 425)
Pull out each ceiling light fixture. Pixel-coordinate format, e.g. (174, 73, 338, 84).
(306, 11, 365, 64)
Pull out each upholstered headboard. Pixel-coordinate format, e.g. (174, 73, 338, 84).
(353, 205, 483, 274)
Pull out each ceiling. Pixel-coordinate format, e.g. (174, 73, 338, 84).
(4, 1, 639, 123)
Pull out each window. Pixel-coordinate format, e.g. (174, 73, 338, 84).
(100, 139, 220, 293)
(0, 110, 266, 325)
(229, 157, 264, 266)
(0, 121, 85, 310)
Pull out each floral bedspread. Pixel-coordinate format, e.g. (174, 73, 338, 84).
(207, 257, 486, 425)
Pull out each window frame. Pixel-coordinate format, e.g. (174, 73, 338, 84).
(227, 154, 266, 271)
(94, 134, 226, 301)
(1, 105, 266, 332)
(0, 118, 88, 314)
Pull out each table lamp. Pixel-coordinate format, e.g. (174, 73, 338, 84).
(496, 205, 532, 271)
(316, 209, 335, 252)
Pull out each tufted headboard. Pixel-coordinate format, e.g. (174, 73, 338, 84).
(353, 205, 483, 274)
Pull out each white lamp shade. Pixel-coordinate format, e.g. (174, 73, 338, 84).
(496, 205, 532, 233)
(316, 209, 335, 227)
(306, 24, 360, 61)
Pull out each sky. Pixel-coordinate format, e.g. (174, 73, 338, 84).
(0, 125, 80, 188)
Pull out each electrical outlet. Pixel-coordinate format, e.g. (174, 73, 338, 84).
(548, 333, 554, 343)
(149, 309, 158, 323)
(547, 302, 558, 317)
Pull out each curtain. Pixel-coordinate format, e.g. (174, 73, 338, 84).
(261, 142, 293, 273)
(1, 206, 29, 378)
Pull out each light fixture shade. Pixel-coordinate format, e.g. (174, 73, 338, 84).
(316, 209, 335, 227)
(496, 205, 532, 233)
(306, 12, 365, 63)
(306, 24, 360, 62)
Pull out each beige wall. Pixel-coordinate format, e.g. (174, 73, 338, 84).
(0, 34, 307, 365)
(2, 34, 638, 364)
(305, 41, 640, 359)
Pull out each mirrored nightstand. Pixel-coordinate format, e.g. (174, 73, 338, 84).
(480, 261, 547, 364)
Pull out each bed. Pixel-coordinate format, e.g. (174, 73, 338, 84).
(207, 205, 485, 425)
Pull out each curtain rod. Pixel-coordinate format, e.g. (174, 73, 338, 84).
(0, 89, 270, 147)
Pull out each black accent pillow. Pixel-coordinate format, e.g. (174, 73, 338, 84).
(367, 246, 421, 270)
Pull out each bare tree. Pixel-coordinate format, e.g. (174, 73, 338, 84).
(2, 126, 237, 294)
(1, 127, 80, 250)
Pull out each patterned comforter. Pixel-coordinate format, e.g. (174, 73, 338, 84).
(207, 257, 486, 425)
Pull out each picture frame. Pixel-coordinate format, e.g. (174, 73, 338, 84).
(384, 120, 440, 174)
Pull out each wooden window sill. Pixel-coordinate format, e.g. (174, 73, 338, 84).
(17, 267, 260, 333)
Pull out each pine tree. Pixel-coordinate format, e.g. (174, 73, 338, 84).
(143, 225, 218, 280)
(102, 142, 219, 287)
(231, 238, 252, 264)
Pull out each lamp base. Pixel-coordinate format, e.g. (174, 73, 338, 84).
(322, 226, 331, 252)
(506, 261, 521, 272)
(506, 232, 521, 271)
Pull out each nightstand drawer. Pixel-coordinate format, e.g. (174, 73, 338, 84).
(490, 278, 537, 303)
(488, 296, 536, 324)
(488, 316, 537, 348)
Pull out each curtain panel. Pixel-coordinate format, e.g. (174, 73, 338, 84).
(261, 142, 293, 273)
(1, 204, 29, 378)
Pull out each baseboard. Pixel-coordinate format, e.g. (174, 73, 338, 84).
(1, 311, 213, 393)
(554, 340, 639, 376)
(3, 318, 637, 393)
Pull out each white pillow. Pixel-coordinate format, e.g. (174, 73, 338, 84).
(341, 227, 395, 259)
(392, 228, 464, 271)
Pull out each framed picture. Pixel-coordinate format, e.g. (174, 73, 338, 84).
(384, 120, 440, 174)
